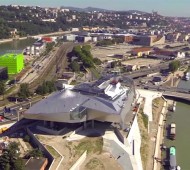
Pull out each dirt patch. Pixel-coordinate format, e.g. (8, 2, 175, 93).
(84, 157, 105, 170)
(65, 137, 103, 169)
(152, 97, 165, 122)
(81, 152, 122, 170)
(122, 58, 161, 67)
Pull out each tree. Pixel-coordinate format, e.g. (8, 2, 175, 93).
(18, 83, 31, 99)
(13, 158, 24, 170)
(93, 58, 102, 65)
(0, 142, 21, 170)
(169, 60, 180, 73)
(70, 61, 80, 72)
(23, 135, 30, 142)
(36, 81, 56, 95)
(26, 149, 43, 159)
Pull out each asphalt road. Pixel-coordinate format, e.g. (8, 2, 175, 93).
(0, 96, 42, 123)
(126, 58, 190, 78)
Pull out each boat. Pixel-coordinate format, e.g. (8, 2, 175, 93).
(185, 76, 190, 81)
(169, 102, 176, 112)
(184, 72, 190, 81)
(169, 123, 176, 140)
(169, 146, 177, 170)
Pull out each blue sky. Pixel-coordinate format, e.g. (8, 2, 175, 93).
(0, 0, 190, 17)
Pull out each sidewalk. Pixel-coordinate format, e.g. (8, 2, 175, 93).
(153, 100, 167, 170)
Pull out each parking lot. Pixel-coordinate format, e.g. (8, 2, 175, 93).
(122, 58, 162, 67)
(91, 44, 141, 61)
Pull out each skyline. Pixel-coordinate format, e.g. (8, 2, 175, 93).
(0, 0, 190, 17)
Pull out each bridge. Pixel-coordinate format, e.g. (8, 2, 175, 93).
(163, 91, 190, 101)
(138, 85, 190, 101)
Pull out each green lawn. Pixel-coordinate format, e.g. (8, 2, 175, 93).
(46, 145, 60, 158)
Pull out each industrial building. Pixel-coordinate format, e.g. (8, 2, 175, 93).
(0, 54, 24, 74)
(133, 35, 165, 46)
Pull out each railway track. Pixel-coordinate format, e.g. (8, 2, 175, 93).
(29, 42, 74, 90)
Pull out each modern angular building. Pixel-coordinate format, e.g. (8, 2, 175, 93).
(24, 76, 136, 129)
(0, 54, 24, 74)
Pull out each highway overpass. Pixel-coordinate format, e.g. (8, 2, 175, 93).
(138, 85, 190, 101)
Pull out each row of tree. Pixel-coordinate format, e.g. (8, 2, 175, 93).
(96, 38, 124, 46)
(36, 81, 56, 95)
(0, 141, 43, 170)
(69, 45, 102, 72)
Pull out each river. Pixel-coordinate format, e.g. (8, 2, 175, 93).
(164, 76, 190, 169)
(0, 38, 36, 55)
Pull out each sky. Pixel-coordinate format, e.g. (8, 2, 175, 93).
(0, 0, 190, 17)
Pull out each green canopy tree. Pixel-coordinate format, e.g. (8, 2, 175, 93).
(26, 148, 43, 159)
(18, 83, 31, 99)
(70, 61, 80, 72)
(0, 142, 23, 170)
(169, 60, 180, 73)
(36, 81, 56, 95)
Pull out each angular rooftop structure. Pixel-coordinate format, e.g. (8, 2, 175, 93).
(24, 76, 136, 128)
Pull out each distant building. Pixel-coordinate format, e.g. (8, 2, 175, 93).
(76, 36, 92, 43)
(133, 35, 165, 46)
(63, 34, 77, 41)
(131, 47, 152, 57)
(71, 28, 79, 32)
(153, 49, 185, 59)
(25, 41, 46, 56)
(0, 54, 24, 74)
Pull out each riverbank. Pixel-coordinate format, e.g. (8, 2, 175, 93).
(163, 69, 186, 87)
(0, 31, 69, 44)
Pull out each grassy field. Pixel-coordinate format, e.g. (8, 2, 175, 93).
(137, 103, 149, 170)
(46, 145, 60, 158)
(74, 137, 103, 156)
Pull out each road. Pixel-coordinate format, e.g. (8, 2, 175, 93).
(126, 58, 190, 78)
(0, 96, 43, 123)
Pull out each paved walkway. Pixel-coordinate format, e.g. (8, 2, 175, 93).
(153, 101, 167, 170)
(137, 89, 162, 122)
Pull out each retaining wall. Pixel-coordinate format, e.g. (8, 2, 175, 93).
(26, 128, 54, 170)
(36, 125, 67, 135)
(69, 151, 87, 170)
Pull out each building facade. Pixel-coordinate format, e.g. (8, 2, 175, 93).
(0, 54, 24, 74)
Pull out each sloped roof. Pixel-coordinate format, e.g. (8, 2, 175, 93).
(25, 88, 126, 117)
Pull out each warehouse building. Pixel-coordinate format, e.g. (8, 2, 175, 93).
(0, 54, 24, 74)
